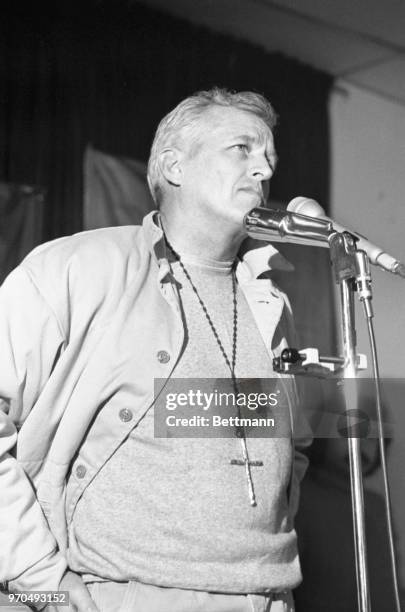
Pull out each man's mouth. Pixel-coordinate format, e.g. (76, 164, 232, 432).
(239, 188, 264, 203)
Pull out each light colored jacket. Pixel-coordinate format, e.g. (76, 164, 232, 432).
(0, 211, 310, 594)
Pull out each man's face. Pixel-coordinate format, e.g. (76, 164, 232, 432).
(179, 105, 276, 231)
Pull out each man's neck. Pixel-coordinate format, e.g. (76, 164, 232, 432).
(159, 208, 245, 263)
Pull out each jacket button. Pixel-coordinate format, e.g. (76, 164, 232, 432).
(157, 350, 170, 363)
(119, 408, 133, 422)
(76, 465, 86, 479)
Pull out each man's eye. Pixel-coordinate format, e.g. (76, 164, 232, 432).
(233, 144, 248, 153)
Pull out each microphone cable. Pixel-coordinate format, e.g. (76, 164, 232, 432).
(361, 294, 402, 612)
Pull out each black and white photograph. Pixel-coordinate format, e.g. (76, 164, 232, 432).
(1, 1, 405, 611)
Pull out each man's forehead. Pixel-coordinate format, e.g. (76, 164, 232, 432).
(201, 105, 273, 142)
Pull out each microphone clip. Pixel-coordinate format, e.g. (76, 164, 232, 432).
(273, 346, 367, 378)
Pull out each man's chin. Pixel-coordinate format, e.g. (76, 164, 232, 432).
(228, 208, 253, 235)
(238, 192, 264, 210)
(239, 200, 263, 219)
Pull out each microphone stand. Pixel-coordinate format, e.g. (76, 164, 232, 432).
(329, 231, 372, 612)
(244, 207, 401, 612)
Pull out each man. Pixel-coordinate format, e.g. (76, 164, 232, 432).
(0, 88, 311, 612)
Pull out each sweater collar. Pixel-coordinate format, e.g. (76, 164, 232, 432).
(142, 209, 294, 282)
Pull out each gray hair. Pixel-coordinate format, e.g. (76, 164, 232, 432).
(146, 87, 277, 205)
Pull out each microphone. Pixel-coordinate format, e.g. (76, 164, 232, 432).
(244, 207, 334, 249)
(288, 197, 405, 278)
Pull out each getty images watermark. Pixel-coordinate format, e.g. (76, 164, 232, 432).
(165, 388, 280, 428)
(154, 378, 293, 438)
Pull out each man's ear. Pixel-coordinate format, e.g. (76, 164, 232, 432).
(158, 148, 183, 187)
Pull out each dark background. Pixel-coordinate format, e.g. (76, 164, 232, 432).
(0, 1, 331, 239)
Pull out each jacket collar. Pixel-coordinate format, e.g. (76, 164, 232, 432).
(142, 210, 293, 282)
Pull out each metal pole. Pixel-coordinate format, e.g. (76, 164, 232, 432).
(330, 232, 371, 612)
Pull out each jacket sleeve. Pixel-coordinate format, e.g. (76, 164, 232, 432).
(289, 383, 313, 519)
(0, 266, 67, 594)
(277, 286, 313, 519)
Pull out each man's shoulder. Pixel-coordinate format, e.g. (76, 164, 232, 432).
(21, 224, 147, 280)
(15, 224, 151, 316)
(27, 224, 144, 262)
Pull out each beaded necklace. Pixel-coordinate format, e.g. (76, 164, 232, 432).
(166, 237, 262, 506)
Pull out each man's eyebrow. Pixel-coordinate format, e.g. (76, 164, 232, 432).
(229, 134, 257, 143)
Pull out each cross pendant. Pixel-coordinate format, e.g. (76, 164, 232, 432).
(230, 457, 264, 506)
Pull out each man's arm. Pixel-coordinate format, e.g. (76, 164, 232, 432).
(0, 266, 67, 593)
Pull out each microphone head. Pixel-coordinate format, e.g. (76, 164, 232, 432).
(287, 196, 326, 218)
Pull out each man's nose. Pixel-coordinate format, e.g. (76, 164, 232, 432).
(250, 158, 273, 182)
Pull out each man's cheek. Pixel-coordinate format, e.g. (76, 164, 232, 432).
(263, 180, 270, 202)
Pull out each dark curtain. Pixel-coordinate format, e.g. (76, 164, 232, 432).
(0, 183, 45, 281)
